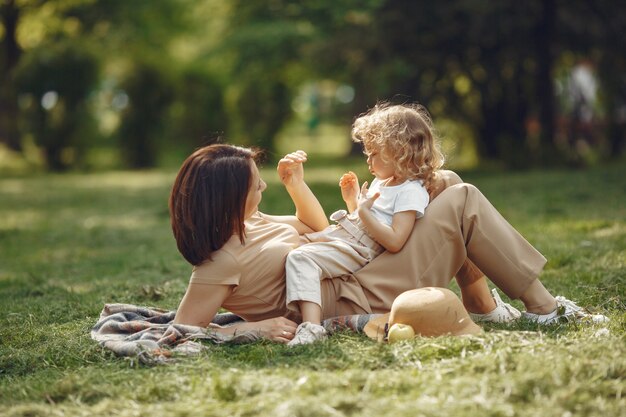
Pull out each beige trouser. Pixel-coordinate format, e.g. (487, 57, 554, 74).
(429, 171, 485, 289)
(352, 179, 548, 315)
(286, 223, 384, 312)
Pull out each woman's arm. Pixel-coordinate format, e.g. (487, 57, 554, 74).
(174, 283, 298, 343)
(259, 213, 316, 235)
(277, 150, 329, 232)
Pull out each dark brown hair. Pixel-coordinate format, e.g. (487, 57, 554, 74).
(169, 144, 259, 265)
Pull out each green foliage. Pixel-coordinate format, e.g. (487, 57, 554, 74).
(168, 66, 227, 152)
(1, 0, 626, 170)
(0, 163, 624, 416)
(117, 61, 175, 168)
(13, 41, 99, 170)
(230, 78, 292, 154)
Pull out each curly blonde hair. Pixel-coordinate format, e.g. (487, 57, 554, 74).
(351, 102, 444, 193)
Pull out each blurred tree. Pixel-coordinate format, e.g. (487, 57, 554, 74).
(294, 0, 388, 155)
(2, 0, 624, 170)
(117, 61, 174, 168)
(0, 0, 23, 151)
(69, 0, 190, 167)
(231, 76, 291, 154)
(217, 0, 316, 155)
(294, 0, 625, 166)
(14, 42, 99, 170)
(0, 0, 193, 169)
(169, 65, 227, 153)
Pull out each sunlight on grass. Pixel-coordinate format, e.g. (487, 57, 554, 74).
(81, 214, 160, 231)
(592, 222, 625, 238)
(68, 171, 175, 190)
(0, 209, 44, 230)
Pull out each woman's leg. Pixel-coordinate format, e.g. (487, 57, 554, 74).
(358, 181, 606, 324)
(445, 182, 603, 321)
(456, 262, 522, 322)
(519, 279, 558, 314)
(456, 266, 496, 313)
(430, 170, 501, 315)
(444, 184, 552, 310)
(356, 182, 551, 313)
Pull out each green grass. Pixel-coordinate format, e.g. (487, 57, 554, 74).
(0, 162, 624, 417)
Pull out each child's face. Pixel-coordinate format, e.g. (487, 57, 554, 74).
(364, 147, 395, 180)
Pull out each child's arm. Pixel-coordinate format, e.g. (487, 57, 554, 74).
(357, 182, 417, 253)
(359, 209, 416, 253)
(339, 171, 360, 213)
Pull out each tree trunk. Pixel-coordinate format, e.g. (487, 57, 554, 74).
(0, 0, 22, 151)
(535, 0, 557, 163)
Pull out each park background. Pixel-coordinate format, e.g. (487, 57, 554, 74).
(1, 0, 625, 170)
(1, 1, 624, 417)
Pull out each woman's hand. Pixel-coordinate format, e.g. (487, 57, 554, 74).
(277, 150, 307, 188)
(339, 171, 359, 213)
(251, 317, 299, 343)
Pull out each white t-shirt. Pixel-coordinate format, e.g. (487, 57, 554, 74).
(365, 178, 429, 226)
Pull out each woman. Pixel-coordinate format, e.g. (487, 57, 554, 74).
(169, 144, 604, 343)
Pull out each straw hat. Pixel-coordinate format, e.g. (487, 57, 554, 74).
(364, 287, 483, 342)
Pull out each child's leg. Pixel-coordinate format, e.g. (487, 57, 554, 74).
(285, 240, 372, 324)
(298, 301, 322, 325)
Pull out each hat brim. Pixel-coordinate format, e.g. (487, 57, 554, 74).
(363, 312, 483, 342)
(363, 313, 390, 342)
(449, 317, 483, 336)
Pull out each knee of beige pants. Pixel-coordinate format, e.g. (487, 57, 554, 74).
(429, 170, 463, 200)
(354, 183, 546, 312)
(432, 171, 485, 285)
(449, 183, 546, 299)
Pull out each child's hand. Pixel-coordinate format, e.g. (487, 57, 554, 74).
(358, 181, 380, 211)
(277, 150, 307, 187)
(339, 171, 359, 203)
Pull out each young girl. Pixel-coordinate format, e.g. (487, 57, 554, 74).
(286, 103, 448, 345)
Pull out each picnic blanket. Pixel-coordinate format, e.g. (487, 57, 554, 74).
(91, 303, 382, 364)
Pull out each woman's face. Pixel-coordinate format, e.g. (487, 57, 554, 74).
(244, 160, 267, 218)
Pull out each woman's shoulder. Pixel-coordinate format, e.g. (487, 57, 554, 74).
(191, 246, 242, 285)
(194, 245, 240, 270)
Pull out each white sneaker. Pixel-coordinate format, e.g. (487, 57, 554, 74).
(469, 288, 522, 323)
(522, 296, 609, 325)
(287, 322, 327, 346)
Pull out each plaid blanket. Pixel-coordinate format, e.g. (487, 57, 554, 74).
(91, 303, 382, 364)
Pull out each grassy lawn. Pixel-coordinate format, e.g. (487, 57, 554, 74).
(0, 160, 624, 417)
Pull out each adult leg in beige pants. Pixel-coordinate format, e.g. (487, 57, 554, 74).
(355, 181, 557, 315)
(429, 170, 499, 314)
